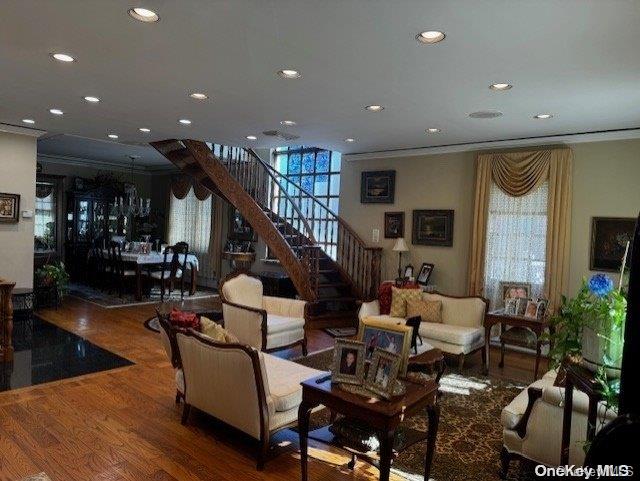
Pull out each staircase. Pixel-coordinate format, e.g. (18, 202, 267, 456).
(151, 139, 382, 327)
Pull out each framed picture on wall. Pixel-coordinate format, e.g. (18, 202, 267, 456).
(412, 210, 454, 246)
(590, 217, 636, 271)
(361, 170, 395, 204)
(384, 211, 404, 238)
(0, 193, 20, 223)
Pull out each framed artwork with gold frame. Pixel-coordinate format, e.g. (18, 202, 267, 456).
(331, 339, 366, 385)
(364, 348, 401, 400)
(358, 317, 411, 375)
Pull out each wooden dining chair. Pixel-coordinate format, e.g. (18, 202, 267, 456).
(89, 238, 109, 289)
(107, 241, 137, 298)
(146, 242, 189, 301)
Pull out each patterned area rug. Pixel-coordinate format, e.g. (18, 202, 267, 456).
(68, 282, 219, 308)
(295, 348, 526, 481)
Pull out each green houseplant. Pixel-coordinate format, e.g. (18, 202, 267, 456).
(35, 262, 70, 300)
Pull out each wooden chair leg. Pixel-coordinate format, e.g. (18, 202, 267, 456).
(181, 403, 191, 425)
(175, 390, 182, 404)
(457, 353, 465, 372)
(301, 337, 308, 356)
(257, 433, 269, 471)
(499, 341, 505, 368)
(498, 446, 511, 479)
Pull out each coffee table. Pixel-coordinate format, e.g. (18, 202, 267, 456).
(298, 374, 439, 481)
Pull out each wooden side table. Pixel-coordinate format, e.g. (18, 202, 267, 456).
(560, 363, 604, 465)
(298, 375, 439, 481)
(484, 310, 549, 379)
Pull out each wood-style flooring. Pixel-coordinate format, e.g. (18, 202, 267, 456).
(0, 296, 546, 481)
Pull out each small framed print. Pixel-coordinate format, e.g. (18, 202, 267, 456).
(403, 264, 414, 280)
(416, 262, 434, 286)
(384, 212, 404, 238)
(499, 281, 531, 306)
(590, 217, 636, 271)
(412, 210, 454, 247)
(0, 193, 20, 223)
(515, 297, 529, 316)
(535, 298, 548, 320)
(365, 348, 401, 400)
(361, 170, 395, 204)
(331, 339, 366, 385)
(504, 298, 518, 315)
(523, 300, 539, 319)
(359, 318, 412, 375)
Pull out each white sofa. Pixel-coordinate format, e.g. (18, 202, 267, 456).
(500, 369, 616, 476)
(359, 291, 488, 370)
(175, 328, 324, 469)
(221, 272, 307, 355)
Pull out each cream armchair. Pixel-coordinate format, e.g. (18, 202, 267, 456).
(175, 329, 324, 469)
(157, 313, 185, 404)
(500, 369, 616, 476)
(220, 272, 307, 355)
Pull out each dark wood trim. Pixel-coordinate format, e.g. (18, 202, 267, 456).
(514, 387, 543, 438)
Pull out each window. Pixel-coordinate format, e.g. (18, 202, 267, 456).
(272, 146, 341, 258)
(483, 181, 548, 308)
(34, 179, 59, 252)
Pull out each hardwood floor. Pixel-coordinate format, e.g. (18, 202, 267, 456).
(0, 296, 546, 480)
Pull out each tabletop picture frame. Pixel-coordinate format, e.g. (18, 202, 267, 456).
(331, 339, 366, 385)
(364, 348, 401, 400)
(358, 318, 411, 375)
(416, 262, 434, 286)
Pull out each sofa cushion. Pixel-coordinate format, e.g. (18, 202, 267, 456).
(377, 282, 394, 315)
(222, 274, 263, 309)
(423, 293, 486, 328)
(262, 353, 323, 412)
(390, 287, 422, 318)
(419, 322, 483, 346)
(407, 299, 442, 323)
(267, 314, 305, 334)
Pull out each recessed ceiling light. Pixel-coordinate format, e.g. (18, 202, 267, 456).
(49, 108, 64, 116)
(178, 119, 192, 125)
(83, 96, 100, 103)
(189, 92, 208, 100)
(139, 127, 151, 133)
(534, 113, 553, 119)
(51, 53, 75, 63)
(246, 135, 257, 140)
(344, 138, 355, 143)
(108, 134, 119, 139)
(128, 7, 160, 23)
(277, 69, 302, 79)
(489, 83, 512, 91)
(426, 128, 441, 133)
(416, 31, 446, 44)
(22, 119, 35, 124)
(280, 120, 296, 126)
(365, 105, 384, 112)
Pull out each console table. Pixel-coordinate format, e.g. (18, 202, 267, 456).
(298, 374, 439, 481)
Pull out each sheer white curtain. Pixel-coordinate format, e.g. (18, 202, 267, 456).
(168, 188, 215, 285)
(484, 181, 548, 309)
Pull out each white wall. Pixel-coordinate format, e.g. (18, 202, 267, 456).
(0, 131, 38, 288)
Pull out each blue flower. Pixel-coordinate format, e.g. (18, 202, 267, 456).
(589, 274, 614, 297)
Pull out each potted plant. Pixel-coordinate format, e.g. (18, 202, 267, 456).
(35, 262, 70, 300)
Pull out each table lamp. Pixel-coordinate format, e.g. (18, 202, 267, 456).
(392, 237, 409, 280)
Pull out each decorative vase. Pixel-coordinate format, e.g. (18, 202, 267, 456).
(581, 325, 623, 378)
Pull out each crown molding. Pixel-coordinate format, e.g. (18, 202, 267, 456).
(38, 153, 177, 175)
(0, 123, 47, 138)
(344, 127, 640, 161)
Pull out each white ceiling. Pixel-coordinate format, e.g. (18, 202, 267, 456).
(2, 0, 640, 162)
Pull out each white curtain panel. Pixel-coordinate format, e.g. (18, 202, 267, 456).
(168, 188, 215, 285)
(484, 180, 548, 310)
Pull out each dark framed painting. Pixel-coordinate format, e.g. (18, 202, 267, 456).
(412, 210, 454, 246)
(361, 170, 395, 204)
(590, 217, 636, 271)
(229, 206, 256, 242)
(0, 193, 20, 223)
(384, 211, 404, 238)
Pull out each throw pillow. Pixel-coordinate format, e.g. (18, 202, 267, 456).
(389, 287, 422, 318)
(200, 317, 239, 343)
(378, 281, 420, 315)
(406, 299, 442, 323)
(169, 308, 200, 330)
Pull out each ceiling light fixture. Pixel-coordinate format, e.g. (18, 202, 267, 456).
(489, 83, 512, 91)
(108, 134, 119, 139)
(128, 7, 160, 23)
(51, 53, 75, 63)
(83, 96, 100, 103)
(189, 92, 208, 100)
(416, 30, 446, 44)
(139, 127, 151, 133)
(344, 138, 355, 143)
(178, 119, 192, 125)
(280, 120, 296, 126)
(246, 135, 257, 140)
(49, 108, 64, 115)
(277, 69, 302, 79)
(365, 105, 384, 112)
(426, 128, 441, 133)
(534, 113, 553, 119)
(22, 119, 35, 124)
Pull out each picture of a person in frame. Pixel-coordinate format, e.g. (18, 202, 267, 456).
(340, 349, 359, 376)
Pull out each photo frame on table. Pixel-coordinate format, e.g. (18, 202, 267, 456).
(361, 170, 395, 204)
(358, 318, 411, 375)
(523, 300, 539, 319)
(331, 339, 366, 385)
(403, 264, 414, 280)
(590, 217, 636, 271)
(0, 193, 20, 223)
(412, 210, 454, 246)
(535, 298, 548, 320)
(499, 281, 531, 307)
(384, 211, 404, 238)
(229, 206, 256, 242)
(515, 297, 529, 316)
(365, 348, 401, 400)
(416, 262, 434, 286)
(504, 297, 518, 315)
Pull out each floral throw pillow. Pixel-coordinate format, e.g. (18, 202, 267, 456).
(406, 299, 442, 323)
(390, 287, 422, 318)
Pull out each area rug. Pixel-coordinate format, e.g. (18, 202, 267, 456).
(323, 327, 358, 338)
(68, 282, 219, 309)
(295, 348, 526, 481)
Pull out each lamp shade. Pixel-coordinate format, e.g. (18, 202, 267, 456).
(392, 237, 409, 252)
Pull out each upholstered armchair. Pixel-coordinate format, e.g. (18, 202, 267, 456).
(175, 329, 324, 469)
(157, 313, 185, 404)
(220, 272, 307, 355)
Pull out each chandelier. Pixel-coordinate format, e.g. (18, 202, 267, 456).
(112, 155, 151, 218)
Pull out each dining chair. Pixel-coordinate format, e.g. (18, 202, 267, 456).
(90, 238, 108, 289)
(107, 240, 137, 297)
(146, 242, 189, 301)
